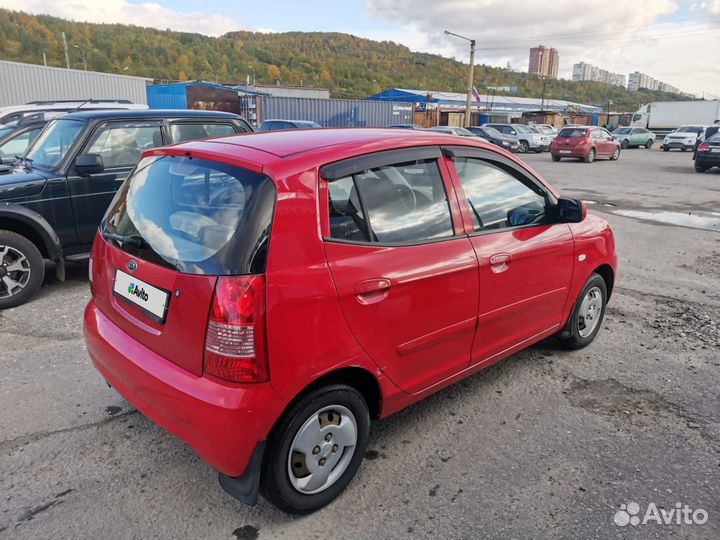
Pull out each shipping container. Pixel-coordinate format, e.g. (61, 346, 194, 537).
(247, 96, 414, 128)
(0, 60, 149, 107)
(147, 82, 241, 113)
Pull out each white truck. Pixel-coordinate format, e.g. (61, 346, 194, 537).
(630, 101, 720, 131)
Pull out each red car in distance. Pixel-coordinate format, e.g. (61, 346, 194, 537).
(551, 126, 621, 163)
(84, 128, 617, 513)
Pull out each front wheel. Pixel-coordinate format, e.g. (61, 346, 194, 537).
(645, 139, 654, 148)
(558, 273, 607, 349)
(681, 147, 687, 152)
(260, 384, 370, 514)
(518, 140, 529, 153)
(584, 149, 596, 163)
(663, 146, 669, 152)
(0, 230, 45, 309)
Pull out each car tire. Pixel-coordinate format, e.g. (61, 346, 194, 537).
(584, 149, 595, 163)
(644, 139, 654, 149)
(557, 273, 607, 350)
(610, 147, 620, 160)
(695, 165, 706, 173)
(681, 147, 687, 152)
(0, 230, 45, 309)
(552, 155, 561, 162)
(620, 139, 629, 149)
(663, 146, 669, 152)
(260, 384, 370, 514)
(518, 140, 529, 154)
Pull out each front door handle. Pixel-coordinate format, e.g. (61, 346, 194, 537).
(489, 253, 512, 273)
(354, 278, 391, 304)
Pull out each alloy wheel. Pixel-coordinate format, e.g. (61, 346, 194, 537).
(0, 245, 32, 299)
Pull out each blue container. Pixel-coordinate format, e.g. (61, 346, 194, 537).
(146, 84, 188, 109)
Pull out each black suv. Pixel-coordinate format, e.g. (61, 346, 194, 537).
(0, 109, 252, 308)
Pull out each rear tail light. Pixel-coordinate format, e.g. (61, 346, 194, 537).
(698, 144, 710, 152)
(204, 275, 268, 383)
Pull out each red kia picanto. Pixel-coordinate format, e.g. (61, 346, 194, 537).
(551, 126, 622, 163)
(84, 129, 617, 513)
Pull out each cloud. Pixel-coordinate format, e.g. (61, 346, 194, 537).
(364, 0, 720, 97)
(0, 0, 242, 36)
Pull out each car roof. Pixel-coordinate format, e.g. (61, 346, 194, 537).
(59, 109, 242, 121)
(162, 128, 496, 162)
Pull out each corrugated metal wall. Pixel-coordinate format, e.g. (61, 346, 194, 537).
(146, 84, 188, 109)
(255, 96, 413, 127)
(0, 61, 149, 107)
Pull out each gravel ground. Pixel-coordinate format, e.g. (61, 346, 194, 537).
(1, 146, 719, 540)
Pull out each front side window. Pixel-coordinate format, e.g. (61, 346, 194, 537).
(86, 123, 162, 168)
(25, 119, 84, 169)
(327, 158, 454, 244)
(453, 157, 548, 231)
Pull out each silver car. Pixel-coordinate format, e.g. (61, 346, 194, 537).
(483, 123, 550, 153)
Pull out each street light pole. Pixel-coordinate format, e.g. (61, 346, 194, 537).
(73, 44, 87, 71)
(445, 30, 475, 128)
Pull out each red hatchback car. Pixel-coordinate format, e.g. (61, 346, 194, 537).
(84, 129, 617, 513)
(551, 126, 621, 163)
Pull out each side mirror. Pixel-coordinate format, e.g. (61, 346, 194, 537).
(556, 196, 586, 223)
(74, 154, 104, 176)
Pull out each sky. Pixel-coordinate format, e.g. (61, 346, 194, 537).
(1, 0, 719, 98)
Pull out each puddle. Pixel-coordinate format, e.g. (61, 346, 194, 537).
(613, 209, 720, 232)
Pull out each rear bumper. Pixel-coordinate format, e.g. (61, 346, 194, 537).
(551, 147, 588, 158)
(662, 142, 693, 150)
(696, 155, 720, 167)
(83, 300, 285, 477)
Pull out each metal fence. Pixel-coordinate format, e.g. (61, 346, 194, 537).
(242, 96, 414, 128)
(0, 60, 150, 107)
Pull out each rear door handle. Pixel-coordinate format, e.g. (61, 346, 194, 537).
(489, 253, 512, 273)
(354, 278, 391, 304)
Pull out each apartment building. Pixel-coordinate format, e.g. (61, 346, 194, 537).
(529, 46, 559, 78)
(572, 62, 626, 88)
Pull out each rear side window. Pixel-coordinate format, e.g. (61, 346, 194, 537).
(102, 156, 275, 275)
(0, 127, 42, 160)
(453, 157, 548, 231)
(558, 128, 587, 138)
(327, 159, 454, 244)
(170, 122, 237, 143)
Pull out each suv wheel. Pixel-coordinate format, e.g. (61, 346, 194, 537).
(0, 230, 45, 309)
(518, 140, 529, 153)
(558, 273, 607, 349)
(260, 384, 370, 514)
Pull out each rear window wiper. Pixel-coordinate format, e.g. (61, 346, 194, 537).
(102, 231, 149, 249)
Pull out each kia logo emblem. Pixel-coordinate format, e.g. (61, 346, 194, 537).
(127, 259, 138, 272)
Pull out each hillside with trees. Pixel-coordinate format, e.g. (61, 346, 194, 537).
(0, 8, 689, 110)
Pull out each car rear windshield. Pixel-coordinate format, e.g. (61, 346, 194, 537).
(102, 155, 275, 275)
(558, 128, 588, 138)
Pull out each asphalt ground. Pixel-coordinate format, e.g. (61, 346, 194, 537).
(1, 145, 719, 539)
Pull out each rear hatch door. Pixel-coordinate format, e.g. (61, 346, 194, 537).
(92, 153, 275, 376)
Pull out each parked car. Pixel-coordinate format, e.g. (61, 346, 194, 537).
(483, 123, 550, 153)
(694, 133, 720, 172)
(661, 125, 707, 152)
(259, 119, 322, 131)
(467, 126, 519, 152)
(387, 123, 424, 129)
(84, 128, 617, 514)
(0, 99, 147, 125)
(0, 109, 252, 308)
(534, 125, 558, 141)
(611, 127, 656, 149)
(0, 111, 60, 166)
(550, 126, 621, 163)
(429, 125, 479, 136)
(526, 126, 553, 151)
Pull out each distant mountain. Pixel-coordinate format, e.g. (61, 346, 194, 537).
(0, 9, 688, 110)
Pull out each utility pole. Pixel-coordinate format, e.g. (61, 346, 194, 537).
(74, 44, 87, 71)
(540, 76, 548, 111)
(445, 30, 475, 127)
(43, 52, 47, 66)
(62, 32, 70, 69)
